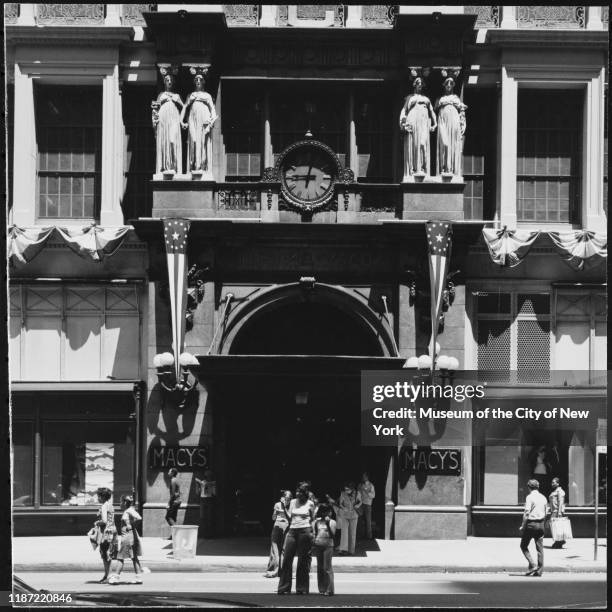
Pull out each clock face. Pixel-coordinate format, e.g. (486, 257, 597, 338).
(278, 141, 339, 211)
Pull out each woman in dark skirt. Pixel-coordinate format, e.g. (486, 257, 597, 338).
(108, 495, 144, 584)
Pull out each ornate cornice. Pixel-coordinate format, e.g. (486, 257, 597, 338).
(4, 25, 134, 47)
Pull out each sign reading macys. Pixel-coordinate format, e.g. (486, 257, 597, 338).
(400, 448, 461, 476)
(148, 446, 208, 471)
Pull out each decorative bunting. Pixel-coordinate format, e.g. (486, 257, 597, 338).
(548, 231, 607, 271)
(8, 225, 55, 264)
(55, 224, 131, 262)
(482, 228, 540, 268)
(163, 218, 191, 381)
(426, 221, 452, 364)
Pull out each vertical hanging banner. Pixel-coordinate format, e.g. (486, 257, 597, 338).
(426, 221, 453, 364)
(163, 218, 191, 380)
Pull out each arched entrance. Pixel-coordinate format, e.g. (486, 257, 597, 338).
(212, 285, 399, 536)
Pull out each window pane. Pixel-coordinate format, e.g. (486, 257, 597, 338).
(555, 321, 589, 371)
(518, 294, 550, 315)
(35, 84, 102, 219)
(12, 422, 34, 506)
(477, 292, 511, 314)
(477, 320, 511, 381)
(65, 316, 102, 380)
(42, 421, 135, 506)
(24, 316, 61, 380)
(102, 315, 139, 379)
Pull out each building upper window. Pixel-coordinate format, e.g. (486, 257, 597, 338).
(35, 85, 102, 220)
(517, 89, 583, 225)
(9, 285, 140, 381)
(474, 288, 606, 384)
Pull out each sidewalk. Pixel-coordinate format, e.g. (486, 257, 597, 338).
(13, 536, 606, 573)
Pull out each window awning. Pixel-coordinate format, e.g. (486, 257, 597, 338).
(11, 381, 140, 393)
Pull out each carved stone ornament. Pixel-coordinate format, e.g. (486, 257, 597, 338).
(339, 167, 355, 184)
(435, 71, 467, 178)
(261, 167, 280, 183)
(153, 65, 183, 175)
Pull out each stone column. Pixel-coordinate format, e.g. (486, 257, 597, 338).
(500, 6, 517, 29)
(105, 3, 122, 25)
(17, 3, 35, 25)
(497, 67, 518, 228)
(12, 64, 37, 226)
(582, 69, 606, 230)
(348, 90, 358, 176)
(260, 5, 276, 27)
(101, 65, 125, 226)
(263, 91, 272, 168)
(345, 5, 362, 28)
(586, 6, 604, 30)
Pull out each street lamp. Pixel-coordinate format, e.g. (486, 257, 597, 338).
(153, 351, 200, 408)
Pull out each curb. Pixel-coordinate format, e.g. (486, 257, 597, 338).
(14, 563, 607, 574)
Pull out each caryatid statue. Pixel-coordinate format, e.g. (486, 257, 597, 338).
(181, 67, 218, 178)
(152, 66, 184, 175)
(399, 71, 437, 181)
(435, 71, 467, 178)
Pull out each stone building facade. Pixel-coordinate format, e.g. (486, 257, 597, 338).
(7, 4, 608, 538)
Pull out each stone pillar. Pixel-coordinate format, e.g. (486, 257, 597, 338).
(497, 67, 518, 228)
(582, 69, 606, 231)
(260, 5, 276, 27)
(348, 90, 358, 176)
(12, 64, 37, 226)
(101, 65, 125, 226)
(263, 91, 272, 168)
(17, 3, 35, 25)
(586, 6, 604, 30)
(345, 4, 362, 28)
(105, 3, 122, 25)
(500, 6, 517, 29)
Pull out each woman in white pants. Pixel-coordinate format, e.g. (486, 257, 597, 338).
(329, 482, 362, 555)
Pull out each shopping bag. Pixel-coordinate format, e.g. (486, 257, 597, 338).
(550, 516, 573, 541)
(87, 527, 99, 550)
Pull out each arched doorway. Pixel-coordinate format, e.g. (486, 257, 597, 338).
(213, 285, 397, 537)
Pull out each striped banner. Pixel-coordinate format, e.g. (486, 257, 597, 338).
(163, 218, 191, 380)
(426, 221, 452, 366)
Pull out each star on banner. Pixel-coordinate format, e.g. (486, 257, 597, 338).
(164, 219, 189, 255)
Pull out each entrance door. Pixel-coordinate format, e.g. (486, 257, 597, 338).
(219, 372, 389, 535)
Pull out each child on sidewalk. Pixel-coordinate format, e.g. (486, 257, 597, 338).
(108, 495, 144, 584)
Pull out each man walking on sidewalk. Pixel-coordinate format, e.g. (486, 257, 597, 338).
(519, 478, 548, 577)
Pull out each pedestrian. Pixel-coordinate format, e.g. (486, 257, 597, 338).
(195, 469, 217, 538)
(329, 482, 361, 555)
(108, 495, 144, 585)
(312, 503, 336, 596)
(264, 489, 292, 578)
(358, 472, 376, 539)
(548, 477, 569, 549)
(94, 487, 117, 584)
(165, 468, 181, 538)
(277, 481, 315, 595)
(519, 478, 548, 577)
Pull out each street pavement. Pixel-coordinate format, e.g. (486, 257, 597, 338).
(18, 571, 607, 608)
(12, 536, 607, 573)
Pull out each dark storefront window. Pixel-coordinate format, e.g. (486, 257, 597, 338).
(517, 89, 583, 224)
(271, 89, 347, 163)
(35, 85, 102, 220)
(463, 88, 496, 220)
(12, 421, 34, 506)
(42, 420, 135, 506)
(223, 83, 262, 180)
(123, 85, 157, 218)
(476, 424, 597, 506)
(355, 90, 394, 182)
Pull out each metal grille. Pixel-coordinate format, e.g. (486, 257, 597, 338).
(518, 294, 550, 316)
(517, 6, 586, 28)
(517, 320, 550, 383)
(218, 188, 259, 211)
(362, 5, 398, 27)
(464, 6, 500, 27)
(478, 320, 511, 381)
(36, 4, 106, 25)
(224, 5, 259, 26)
(121, 4, 157, 26)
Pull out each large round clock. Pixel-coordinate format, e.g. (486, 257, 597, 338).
(276, 139, 342, 212)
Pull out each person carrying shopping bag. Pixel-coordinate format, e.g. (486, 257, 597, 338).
(548, 477, 572, 549)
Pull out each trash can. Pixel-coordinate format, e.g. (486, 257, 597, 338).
(171, 525, 199, 559)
